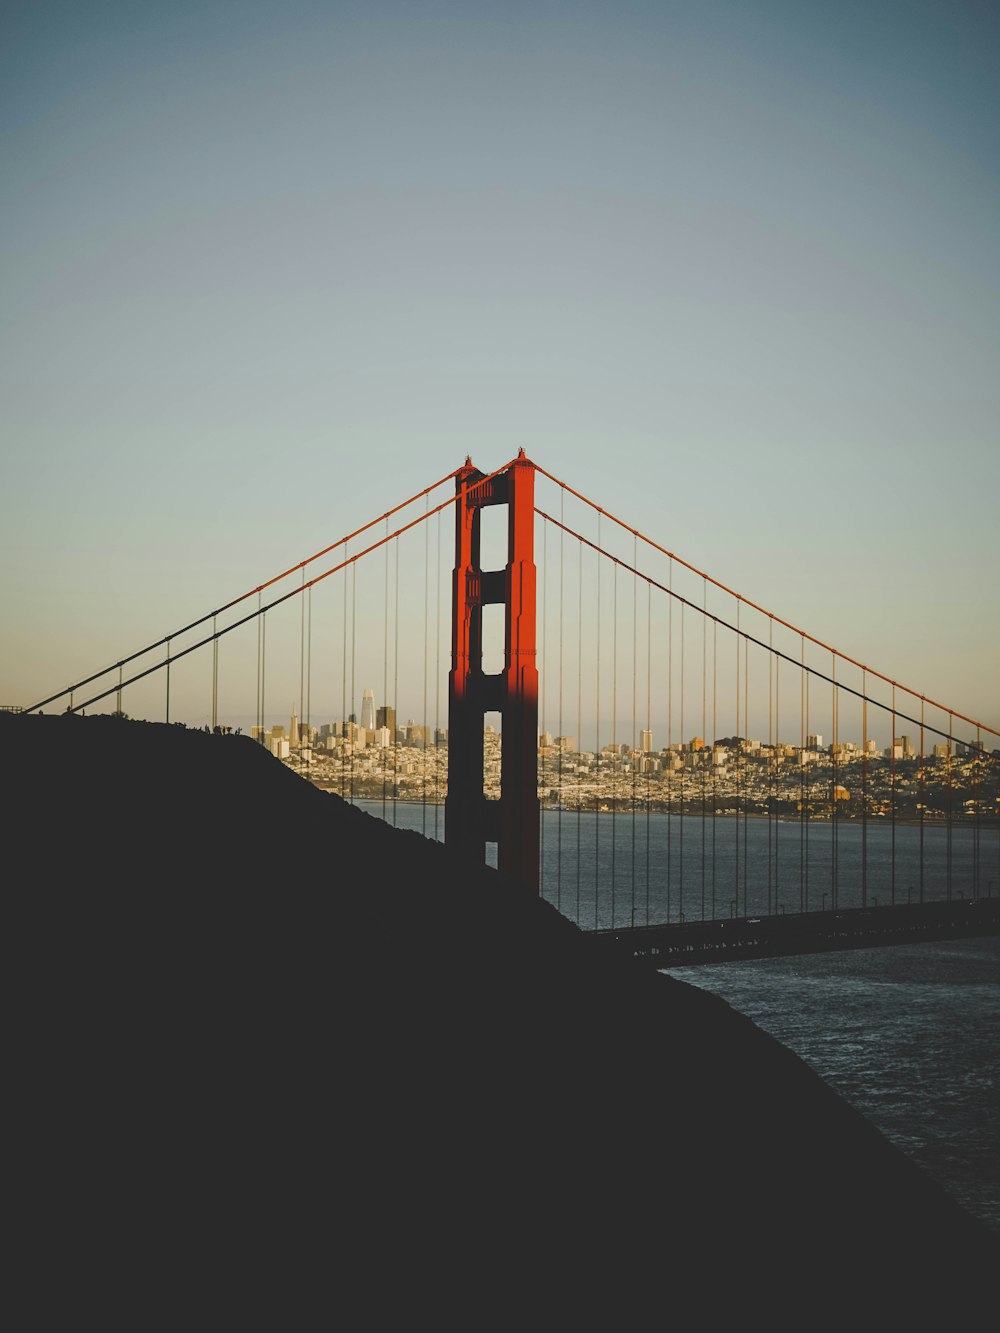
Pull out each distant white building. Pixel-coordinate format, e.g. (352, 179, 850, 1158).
(360, 689, 376, 732)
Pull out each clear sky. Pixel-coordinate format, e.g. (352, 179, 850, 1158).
(2, 1, 998, 736)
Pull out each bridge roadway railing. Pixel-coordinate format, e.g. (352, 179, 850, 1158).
(592, 897, 1000, 967)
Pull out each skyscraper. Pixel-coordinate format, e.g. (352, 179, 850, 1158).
(360, 689, 376, 732)
(289, 708, 300, 749)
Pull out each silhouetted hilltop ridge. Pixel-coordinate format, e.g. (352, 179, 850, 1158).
(7, 714, 994, 1320)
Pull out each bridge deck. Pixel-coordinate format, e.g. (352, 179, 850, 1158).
(594, 897, 1000, 967)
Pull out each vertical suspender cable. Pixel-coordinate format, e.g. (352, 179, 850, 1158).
(423, 494, 429, 837)
(862, 672, 868, 908)
(734, 600, 740, 919)
(928, 703, 938, 901)
(256, 592, 262, 738)
(701, 581, 707, 922)
(631, 535, 637, 929)
(972, 726, 981, 899)
(804, 638, 810, 912)
(577, 534, 583, 926)
(773, 615, 778, 917)
(166, 638, 171, 725)
(646, 579, 652, 926)
(558, 491, 565, 911)
(830, 653, 836, 910)
(341, 540, 348, 800)
(743, 634, 749, 915)
(435, 508, 442, 841)
(383, 519, 389, 821)
(541, 516, 547, 895)
(667, 557, 673, 924)
(775, 639, 781, 915)
(307, 584, 313, 752)
(949, 709, 954, 895)
(922, 698, 933, 906)
(595, 514, 601, 927)
(299, 565, 306, 739)
(805, 637, 810, 911)
(891, 684, 897, 905)
(712, 619, 717, 921)
(679, 600, 684, 922)
(350, 561, 356, 804)
(393, 536, 400, 826)
(611, 561, 617, 928)
(211, 622, 217, 731)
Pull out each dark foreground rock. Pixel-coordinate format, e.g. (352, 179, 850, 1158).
(6, 714, 995, 1322)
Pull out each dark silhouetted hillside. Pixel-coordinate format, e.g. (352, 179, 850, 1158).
(6, 714, 995, 1322)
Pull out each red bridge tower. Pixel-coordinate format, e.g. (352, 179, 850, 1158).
(446, 452, 539, 891)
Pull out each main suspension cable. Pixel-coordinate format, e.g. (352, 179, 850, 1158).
(27, 466, 468, 715)
(533, 466, 998, 740)
(57, 459, 519, 717)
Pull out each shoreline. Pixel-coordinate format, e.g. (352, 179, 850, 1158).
(313, 787, 995, 831)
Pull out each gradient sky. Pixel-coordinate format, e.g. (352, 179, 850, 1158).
(2, 1, 998, 733)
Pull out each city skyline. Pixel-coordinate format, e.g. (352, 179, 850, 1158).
(257, 694, 993, 763)
(241, 680, 996, 764)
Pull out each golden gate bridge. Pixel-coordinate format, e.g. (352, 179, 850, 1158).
(25, 454, 1000, 962)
